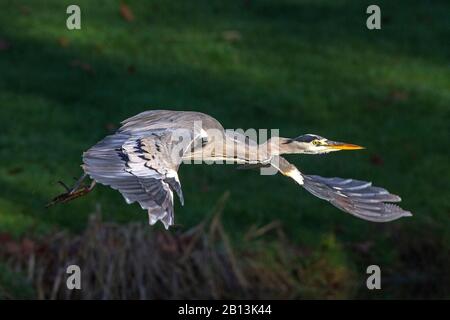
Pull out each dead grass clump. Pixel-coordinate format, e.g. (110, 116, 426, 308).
(0, 194, 354, 299)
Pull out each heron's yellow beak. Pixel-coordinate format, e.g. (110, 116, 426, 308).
(326, 141, 365, 150)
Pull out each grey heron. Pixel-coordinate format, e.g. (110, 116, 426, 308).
(48, 110, 412, 229)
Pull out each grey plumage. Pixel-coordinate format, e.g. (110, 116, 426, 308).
(302, 175, 410, 222)
(80, 109, 412, 229)
(83, 110, 223, 229)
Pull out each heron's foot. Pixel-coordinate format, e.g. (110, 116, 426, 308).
(46, 175, 96, 207)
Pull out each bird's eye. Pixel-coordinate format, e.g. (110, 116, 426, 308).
(312, 140, 321, 146)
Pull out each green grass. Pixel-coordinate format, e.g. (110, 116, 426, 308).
(0, 0, 449, 298)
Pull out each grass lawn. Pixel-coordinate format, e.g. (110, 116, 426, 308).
(0, 0, 449, 298)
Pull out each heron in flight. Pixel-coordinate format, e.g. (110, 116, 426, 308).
(48, 110, 412, 229)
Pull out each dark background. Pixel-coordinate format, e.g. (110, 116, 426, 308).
(0, 0, 449, 299)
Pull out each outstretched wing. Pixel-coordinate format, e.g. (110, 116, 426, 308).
(82, 112, 210, 229)
(269, 156, 412, 222)
(301, 174, 412, 222)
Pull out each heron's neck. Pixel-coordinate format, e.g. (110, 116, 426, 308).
(266, 137, 304, 155)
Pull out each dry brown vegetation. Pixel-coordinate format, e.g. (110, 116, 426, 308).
(0, 194, 355, 299)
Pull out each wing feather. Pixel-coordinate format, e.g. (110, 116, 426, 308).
(302, 174, 412, 222)
(82, 111, 214, 229)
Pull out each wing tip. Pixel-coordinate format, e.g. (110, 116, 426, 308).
(148, 208, 175, 230)
(401, 210, 413, 217)
(376, 205, 413, 222)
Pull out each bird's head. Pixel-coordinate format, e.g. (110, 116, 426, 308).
(282, 134, 364, 154)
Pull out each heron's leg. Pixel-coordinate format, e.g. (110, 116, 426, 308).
(68, 173, 88, 194)
(47, 174, 96, 207)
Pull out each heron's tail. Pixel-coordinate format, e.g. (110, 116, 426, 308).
(301, 174, 412, 222)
